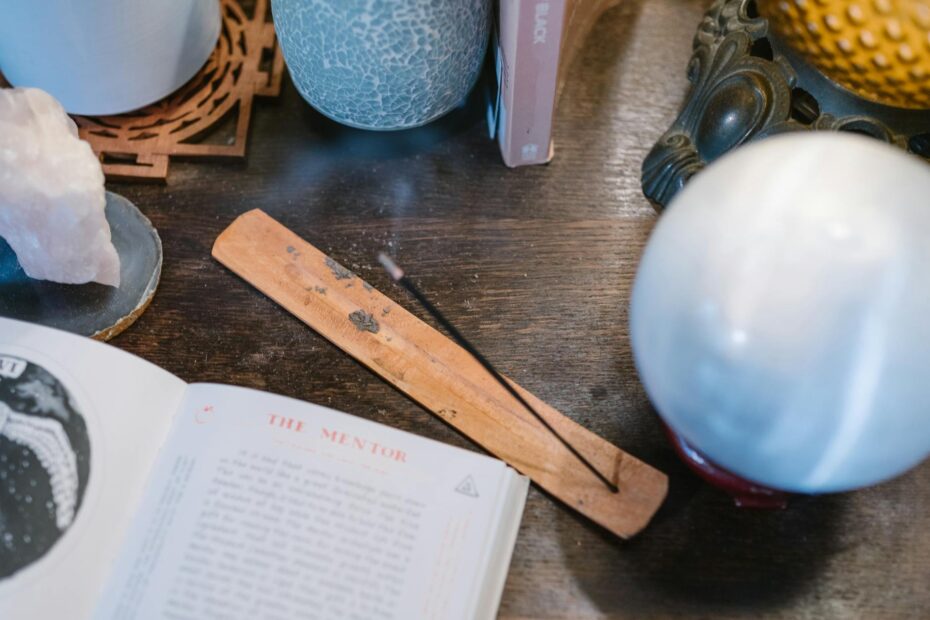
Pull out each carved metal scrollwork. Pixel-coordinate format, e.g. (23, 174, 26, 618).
(642, 0, 930, 209)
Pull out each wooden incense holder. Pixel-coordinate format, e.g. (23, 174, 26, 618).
(213, 210, 667, 538)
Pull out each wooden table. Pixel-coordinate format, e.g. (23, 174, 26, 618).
(108, 1, 930, 617)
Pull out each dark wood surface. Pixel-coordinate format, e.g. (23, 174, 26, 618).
(106, 1, 930, 617)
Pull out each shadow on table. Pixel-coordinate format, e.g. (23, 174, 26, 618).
(251, 74, 490, 210)
(295, 83, 487, 163)
(555, 454, 849, 615)
(555, 0, 645, 125)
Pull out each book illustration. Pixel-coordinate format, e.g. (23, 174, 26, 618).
(0, 355, 91, 581)
(456, 475, 479, 498)
(0, 403, 79, 529)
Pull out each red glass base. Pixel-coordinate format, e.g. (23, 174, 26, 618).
(663, 425, 790, 509)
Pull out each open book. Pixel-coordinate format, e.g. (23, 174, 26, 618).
(0, 317, 528, 619)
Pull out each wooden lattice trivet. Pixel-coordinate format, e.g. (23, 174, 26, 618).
(70, 0, 284, 182)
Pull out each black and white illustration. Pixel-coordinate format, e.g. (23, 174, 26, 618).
(0, 355, 91, 580)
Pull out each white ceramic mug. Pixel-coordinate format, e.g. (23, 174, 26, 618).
(0, 0, 221, 115)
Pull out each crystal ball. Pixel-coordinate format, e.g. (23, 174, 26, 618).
(759, 0, 930, 109)
(630, 133, 930, 493)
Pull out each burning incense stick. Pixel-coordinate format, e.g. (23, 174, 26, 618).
(378, 253, 619, 494)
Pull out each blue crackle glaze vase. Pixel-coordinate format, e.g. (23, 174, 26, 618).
(271, 0, 490, 130)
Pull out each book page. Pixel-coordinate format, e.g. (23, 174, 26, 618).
(0, 318, 187, 619)
(96, 383, 527, 620)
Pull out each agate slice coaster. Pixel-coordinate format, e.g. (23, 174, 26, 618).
(0, 192, 161, 340)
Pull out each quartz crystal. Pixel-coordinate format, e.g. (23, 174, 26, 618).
(631, 133, 930, 493)
(0, 88, 120, 287)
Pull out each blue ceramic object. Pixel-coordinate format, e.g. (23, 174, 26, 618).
(271, 0, 490, 130)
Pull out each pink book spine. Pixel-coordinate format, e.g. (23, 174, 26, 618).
(498, 0, 567, 168)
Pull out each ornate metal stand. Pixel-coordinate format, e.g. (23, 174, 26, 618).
(642, 0, 930, 209)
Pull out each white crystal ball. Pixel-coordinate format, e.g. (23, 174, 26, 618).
(631, 133, 930, 493)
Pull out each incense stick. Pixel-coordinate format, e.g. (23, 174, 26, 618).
(378, 253, 619, 494)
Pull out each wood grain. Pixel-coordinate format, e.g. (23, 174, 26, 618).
(559, 0, 624, 101)
(213, 209, 668, 538)
(103, 0, 930, 617)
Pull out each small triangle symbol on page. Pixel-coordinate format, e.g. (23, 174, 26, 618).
(455, 475, 479, 498)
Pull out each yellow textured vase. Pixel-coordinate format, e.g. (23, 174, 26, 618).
(758, 0, 930, 109)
